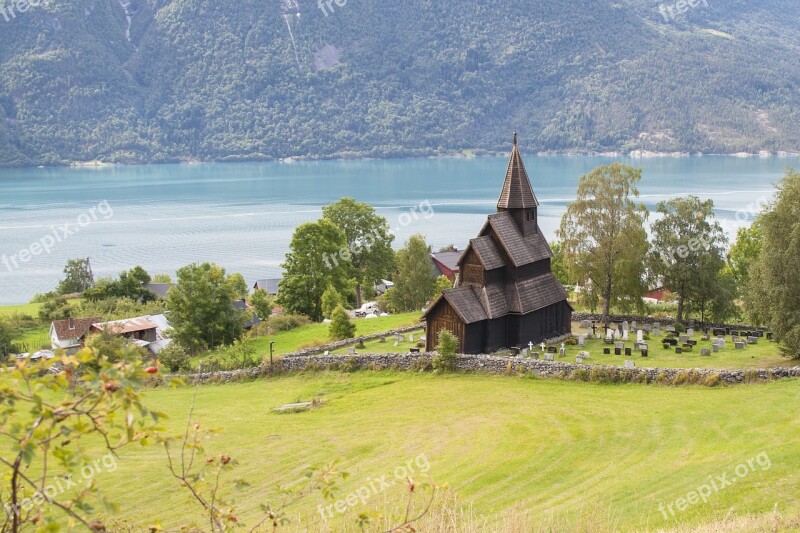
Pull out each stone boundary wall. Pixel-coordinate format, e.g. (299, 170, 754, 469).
(291, 324, 425, 356)
(572, 313, 767, 331)
(181, 353, 800, 386)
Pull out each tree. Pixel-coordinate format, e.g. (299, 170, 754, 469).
(726, 223, 763, 293)
(226, 273, 249, 301)
(385, 235, 436, 313)
(277, 220, 352, 322)
(745, 170, 800, 357)
(329, 305, 356, 341)
(38, 294, 73, 321)
(432, 275, 452, 300)
(321, 285, 346, 319)
(648, 196, 728, 323)
(0, 347, 164, 532)
(0, 319, 20, 357)
(322, 198, 395, 308)
(167, 263, 246, 353)
(57, 258, 94, 294)
(557, 164, 649, 324)
(83, 266, 153, 302)
(438, 244, 456, 253)
(549, 241, 570, 287)
(250, 289, 273, 321)
(152, 273, 173, 284)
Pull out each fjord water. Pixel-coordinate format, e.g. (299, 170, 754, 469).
(0, 155, 795, 305)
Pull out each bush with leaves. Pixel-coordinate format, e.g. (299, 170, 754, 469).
(321, 285, 347, 319)
(38, 294, 73, 321)
(329, 305, 356, 341)
(250, 288, 273, 321)
(158, 341, 193, 373)
(432, 329, 459, 372)
(0, 346, 168, 532)
(0, 319, 20, 357)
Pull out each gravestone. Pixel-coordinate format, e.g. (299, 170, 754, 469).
(623, 360, 635, 369)
(559, 343, 567, 356)
(348, 347, 357, 354)
(688, 318, 696, 328)
(614, 348, 622, 356)
(622, 321, 629, 333)
(635, 342, 648, 351)
(623, 330, 629, 341)
(324, 350, 330, 356)
(510, 347, 521, 356)
(653, 322, 661, 335)
(644, 324, 651, 333)
(615, 341, 625, 350)
(682, 344, 693, 352)
(393, 341, 399, 347)
(625, 348, 632, 356)
(675, 347, 682, 354)
(701, 334, 710, 341)
(701, 348, 711, 356)
(712, 344, 719, 353)
(687, 340, 698, 346)
(637, 330, 644, 343)
(767, 332, 774, 341)
(641, 349, 649, 357)
(547, 346, 558, 354)
(603, 348, 611, 355)
(395, 334, 404, 341)
(532, 351, 540, 359)
(679, 335, 690, 344)
(613, 330, 621, 340)
(631, 321, 638, 331)
(380, 336, 386, 343)
(578, 335, 586, 347)
(747, 336, 758, 345)
(606, 328, 614, 339)
(409, 334, 414, 343)
(576, 355, 584, 364)
(687, 328, 694, 337)
(581, 319, 592, 328)
(420, 335, 426, 343)
(544, 353, 554, 361)
(732, 335, 741, 343)
(409, 348, 420, 354)
(579, 351, 591, 358)
(735, 341, 746, 350)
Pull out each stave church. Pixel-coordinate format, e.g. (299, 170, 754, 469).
(424, 134, 572, 354)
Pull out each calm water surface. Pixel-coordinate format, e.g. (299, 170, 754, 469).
(0, 155, 795, 305)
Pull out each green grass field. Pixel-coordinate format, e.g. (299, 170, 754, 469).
(0, 301, 43, 317)
(44, 372, 797, 531)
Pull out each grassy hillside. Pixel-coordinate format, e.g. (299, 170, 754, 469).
(1, 0, 800, 167)
(21, 372, 794, 531)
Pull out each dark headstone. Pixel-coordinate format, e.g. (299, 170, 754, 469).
(676, 347, 682, 354)
(625, 348, 632, 356)
(547, 346, 557, 353)
(603, 348, 611, 355)
(614, 348, 622, 355)
(641, 349, 649, 357)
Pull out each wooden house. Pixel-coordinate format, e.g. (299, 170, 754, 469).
(423, 134, 572, 353)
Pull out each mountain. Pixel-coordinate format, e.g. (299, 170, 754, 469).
(1, 0, 799, 167)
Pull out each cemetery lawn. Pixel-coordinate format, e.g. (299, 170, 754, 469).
(559, 325, 793, 370)
(77, 372, 799, 531)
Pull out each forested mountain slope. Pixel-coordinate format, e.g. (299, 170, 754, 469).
(1, 0, 799, 166)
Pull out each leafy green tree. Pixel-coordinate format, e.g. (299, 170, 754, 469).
(250, 289, 273, 321)
(726, 223, 763, 293)
(167, 263, 246, 353)
(83, 266, 153, 302)
(549, 241, 570, 286)
(321, 285, 346, 319)
(277, 219, 352, 322)
(329, 305, 356, 341)
(38, 294, 73, 321)
(152, 273, 173, 284)
(226, 273, 249, 301)
(745, 170, 800, 357)
(57, 258, 94, 294)
(0, 319, 20, 356)
(0, 347, 165, 531)
(385, 235, 436, 313)
(157, 341, 192, 373)
(432, 275, 453, 300)
(322, 198, 395, 308)
(557, 164, 649, 324)
(648, 196, 728, 323)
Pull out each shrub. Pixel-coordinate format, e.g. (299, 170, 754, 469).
(674, 323, 687, 334)
(744, 370, 759, 383)
(329, 305, 356, 341)
(158, 342, 192, 373)
(432, 329, 458, 372)
(572, 368, 590, 382)
(297, 339, 327, 350)
(250, 314, 313, 337)
(673, 370, 690, 386)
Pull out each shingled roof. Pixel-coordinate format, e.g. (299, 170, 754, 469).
(506, 274, 569, 314)
(496, 132, 539, 210)
(466, 235, 505, 270)
(485, 212, 552, 267)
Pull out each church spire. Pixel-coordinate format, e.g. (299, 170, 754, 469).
(497, 132, 539, 211)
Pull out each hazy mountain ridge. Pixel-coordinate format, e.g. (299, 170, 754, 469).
(0, 0, 799, 167)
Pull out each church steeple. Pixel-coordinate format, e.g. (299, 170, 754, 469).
(497, 132, 539, 235)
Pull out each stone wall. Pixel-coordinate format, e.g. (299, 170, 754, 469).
(290, 324, 425, 356)
(181, 352, 800, 386)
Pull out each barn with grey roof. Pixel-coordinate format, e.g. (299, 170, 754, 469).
(423, 133, 572, 353)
